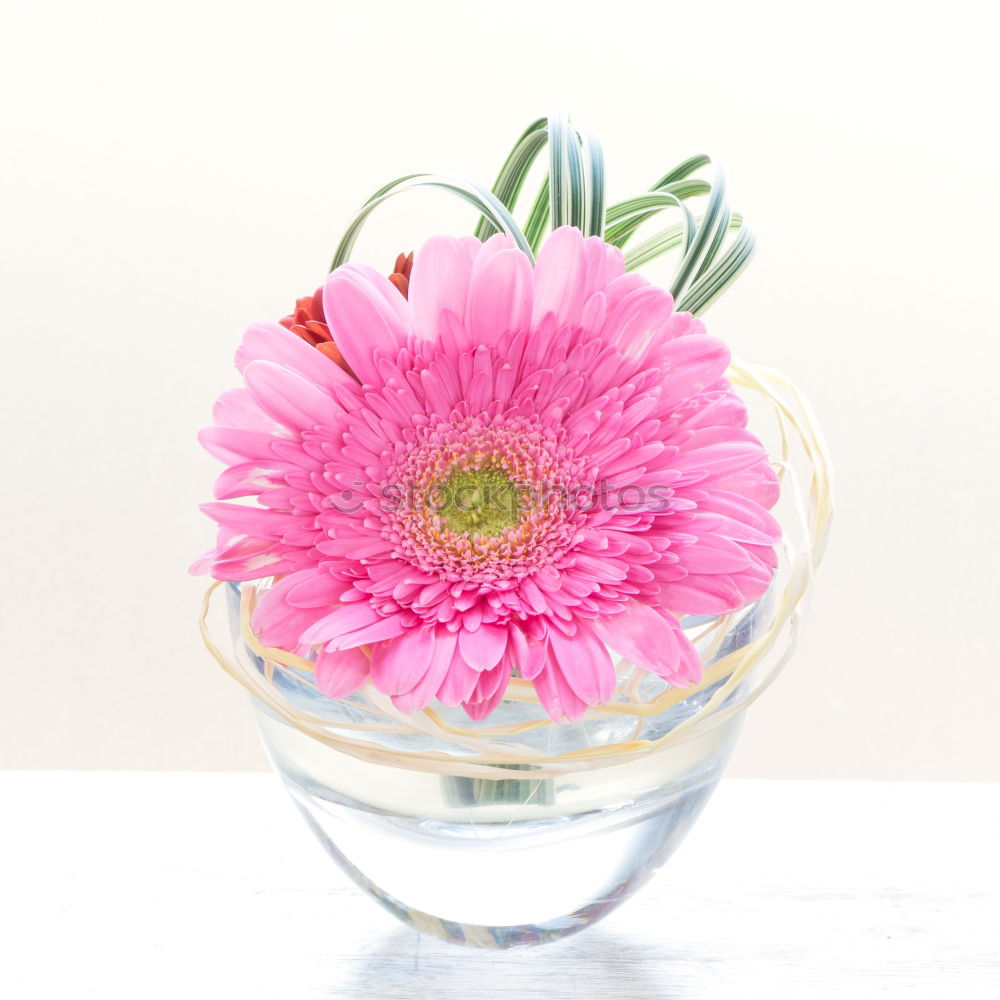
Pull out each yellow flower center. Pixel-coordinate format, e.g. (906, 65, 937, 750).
(436, 466, 521, 538)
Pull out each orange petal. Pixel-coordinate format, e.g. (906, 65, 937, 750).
(387, 272, 409, 299)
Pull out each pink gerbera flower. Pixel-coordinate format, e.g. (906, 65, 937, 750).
(195, 227, 780, 721)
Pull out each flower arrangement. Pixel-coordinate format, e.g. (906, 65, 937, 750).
(194, 116, 823, 721)
(194, 114, 831, 946)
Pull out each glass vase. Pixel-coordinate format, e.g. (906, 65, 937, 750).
(225, 584, 765, 949)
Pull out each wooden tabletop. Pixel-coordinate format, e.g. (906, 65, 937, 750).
(3, 773, 997, 998)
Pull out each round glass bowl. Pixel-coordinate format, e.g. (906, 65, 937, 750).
(225, 583, 769, 949)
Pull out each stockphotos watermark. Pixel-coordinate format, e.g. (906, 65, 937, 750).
(327, 480, 675, 516)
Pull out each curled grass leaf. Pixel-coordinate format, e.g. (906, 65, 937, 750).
(331, 173, 533, 271)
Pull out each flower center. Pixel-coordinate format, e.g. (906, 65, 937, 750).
(383, 412, 590, 586)
(436, 466, 521, 538)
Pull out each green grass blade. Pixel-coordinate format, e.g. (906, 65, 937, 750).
(327, 127, 754, 313)
(669, 165, 727, 299)
(623, 211, 747, 279)
(622, 220, 688, 270)
(650, 153, 712, 189)
(547, 113, 586, 231)
(581, 132, 605, 238)
(604, 192, 696, 251)
(605, 179, 710, 248)
(548, 112, 569, 229)
(473, 117, 548, 241)
(330, 173, 533, 271)
(677, 221, 757, 314)
(565, 123, 585, 230)
(524, 176, 550, 252)
(693, 201, 731, 282)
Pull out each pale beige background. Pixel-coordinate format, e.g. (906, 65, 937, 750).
(2, 0, 997, 778)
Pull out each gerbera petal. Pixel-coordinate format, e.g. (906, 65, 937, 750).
(707, 460, 781, 508)
(286, 571, 342, 609)
(592, 601, 702, 685)
(197, 426, 282, 464)
(458, 622, 508, 672)
(582, 234, 626, 295)
(462, 660, 513, 721)
(599, 285, 677, 362)
(656, 575, 747, 616)
(436, 646, 481, 706)
(212, 460, 290, 500)
(685, 496, 782, 546)
(211, 388, 280, 432)
(671, 390, 748, 431)
(603, 272, 649, 313)
(506, 621, 548, 680)
(338, 262, 413, 328)
(657, 334, 731, 409)
(465, 248, 534, 347)
(243, 360, 343, 430)
(251, 569, 328, 647)
(547, 623, 616, 705)
(315, 647, 370, 699)
(370, 627, 437, 697)
(199, 501, 293, 538)
(390, 628, 458, 711)
(323, 266, 410, 385)
(531, 225, 588, 328)
(301, 601, 383, 645)
(531, 660, 589, 722)
(328, 615, 407, 650)
(236, 321, 353, 393)
(670, 535, 753, 574)
(409, 235, 477, 338)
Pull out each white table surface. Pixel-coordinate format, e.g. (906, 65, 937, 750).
(2, 772, 997, 999)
